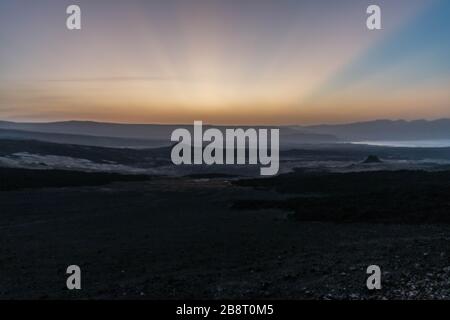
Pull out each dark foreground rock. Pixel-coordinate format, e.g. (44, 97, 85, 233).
(234, 169, 450, 224)
(2, 173, 450, 299)
(0, 167, 150, 191)
(363, 155, 383, 163)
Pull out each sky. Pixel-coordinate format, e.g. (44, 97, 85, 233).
(0, 0, 449, 125)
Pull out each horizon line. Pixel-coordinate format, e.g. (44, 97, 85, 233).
(2, 117, 450, 127)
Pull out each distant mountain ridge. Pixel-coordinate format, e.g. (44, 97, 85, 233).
(302, 119, 450, 141)
(0, 128, 168, 148)
(2, 119, 450, 145)
(0, 120, 181, 140)
(0, 120, 337, 147)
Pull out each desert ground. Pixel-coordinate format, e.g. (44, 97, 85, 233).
(2, 172, 450, 299)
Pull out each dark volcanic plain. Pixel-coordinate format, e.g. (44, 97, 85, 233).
(2, 168, 450, 299)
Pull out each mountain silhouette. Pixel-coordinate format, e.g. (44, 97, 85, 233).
(302, 119, 450, 141)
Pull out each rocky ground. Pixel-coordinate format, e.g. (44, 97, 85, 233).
(2, 174, 450, 299)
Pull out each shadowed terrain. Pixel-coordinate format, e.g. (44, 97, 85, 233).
(2, 136, 450, 299)
(233, 170, 450, 224)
